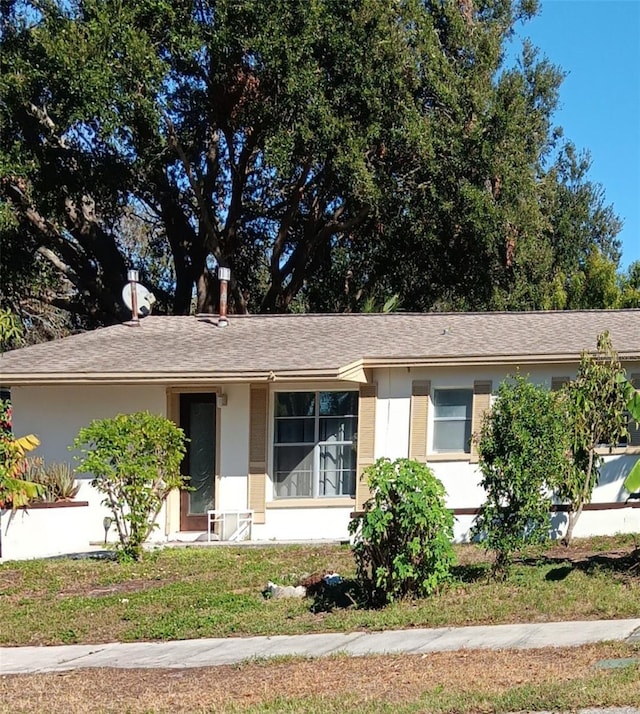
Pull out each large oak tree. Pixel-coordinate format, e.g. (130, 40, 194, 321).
(0, 0, 623, 339)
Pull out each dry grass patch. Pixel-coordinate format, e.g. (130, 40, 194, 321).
(2, 643, 639, 714)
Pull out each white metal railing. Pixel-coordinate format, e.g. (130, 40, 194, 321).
(207, 509, 253, 542)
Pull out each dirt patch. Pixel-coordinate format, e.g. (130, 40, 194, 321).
(2, 643, 638, 713)
(0, 569, 23, 592)
(57, 579, 168, 598)
(543, 544, 633, 562)
(455, 538, 640, 571)
(540, 545, 640, 580)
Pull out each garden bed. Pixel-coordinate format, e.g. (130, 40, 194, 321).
(0, 500, 90, 562)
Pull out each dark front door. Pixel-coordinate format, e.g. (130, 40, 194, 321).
(180, 393, 216, 531)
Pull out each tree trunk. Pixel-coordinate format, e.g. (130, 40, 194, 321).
(158, 184, 200, 315)
(196, 268, 217, 314)
(563, 504, 582, 546)
(563, 444, 596, 546)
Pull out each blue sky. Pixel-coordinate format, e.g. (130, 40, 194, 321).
(511, 0, 640, 270)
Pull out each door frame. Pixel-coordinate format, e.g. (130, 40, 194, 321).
(166, 387, 222, 532)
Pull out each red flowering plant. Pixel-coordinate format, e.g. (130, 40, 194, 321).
(0, 401, 12, 434)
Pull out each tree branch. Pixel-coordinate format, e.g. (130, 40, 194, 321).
(223, 128, 259, 255)
(164, 112, 221, 258)
(270, 160, 313, 279)
(24, 101, 69, 149)
(36, 246, 77, 280)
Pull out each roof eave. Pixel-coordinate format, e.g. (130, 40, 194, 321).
(359, 352, 640, 369)
(1, 367, 352, 387)
(3, 351, 639, 387)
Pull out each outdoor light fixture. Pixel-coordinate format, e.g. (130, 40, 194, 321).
(103, 516, 113, 545)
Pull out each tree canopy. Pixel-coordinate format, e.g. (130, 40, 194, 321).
(0, 0, 627, 341)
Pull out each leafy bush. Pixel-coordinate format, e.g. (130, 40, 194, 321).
(560, 332, 631, 544)
(623, 377, 640, 493)
(349, 458, 455, 606)
(73, 411, 187, 561)
(472, 374, 571, 578)
(0, 308, 23, 351)
(24, 458, 80, 502)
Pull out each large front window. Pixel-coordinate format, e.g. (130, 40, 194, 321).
(432, 389, 473, 453)
(273, 391, 358, 499)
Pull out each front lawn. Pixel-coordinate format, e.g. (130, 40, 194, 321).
(1, 535, 639, 647)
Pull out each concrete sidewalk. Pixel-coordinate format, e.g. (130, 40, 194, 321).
(2, 618, 639, 674)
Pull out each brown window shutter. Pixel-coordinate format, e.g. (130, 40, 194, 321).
(355, 383, 377, 510)
(470, 380, 492, 463)
(628, 373, 640, 447)
(166, 391, 180, 424)
(248, 384, 268, 524)
(409, 380, 430, 462)
(551, 376, 570, 391)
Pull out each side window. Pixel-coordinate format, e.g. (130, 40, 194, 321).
(432, 389, 473, 453)
(273, 391, 358, 499)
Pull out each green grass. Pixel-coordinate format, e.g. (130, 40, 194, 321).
(1, 538, 639, 646)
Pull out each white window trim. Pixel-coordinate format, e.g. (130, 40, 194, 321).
(269, 388, 359, 500)
(429, 387, 473, 456)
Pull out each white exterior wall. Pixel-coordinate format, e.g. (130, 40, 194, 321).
(217, 383, 251, 511)
(374, 369, 412, 460)
(3, 384, 249, 557)
(9, 385, 167, 547)
(242, 365, 640, 543)
(11, 385, 167, 463)
(252, 508, 352, 541)
(5, 358, 639, 555)
(1, 505, 92, 561)
(371, 364, 640, 542)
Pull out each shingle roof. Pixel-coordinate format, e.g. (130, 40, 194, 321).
(2, 310, 639, 385)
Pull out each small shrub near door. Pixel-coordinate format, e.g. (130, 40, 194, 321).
(73, 411, 187, 561)
(349, 458, 455, 606)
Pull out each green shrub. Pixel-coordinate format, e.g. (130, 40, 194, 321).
(72, 411, 187, 561)
(349, 458, 455, 606)
(472, 374, 571, 578)
(559, 332, 631, 544)
(24, 458, 80, 502)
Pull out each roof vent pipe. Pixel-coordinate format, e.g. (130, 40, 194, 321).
(127, 269, 140, 326)
(218, 266, 231, 327)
